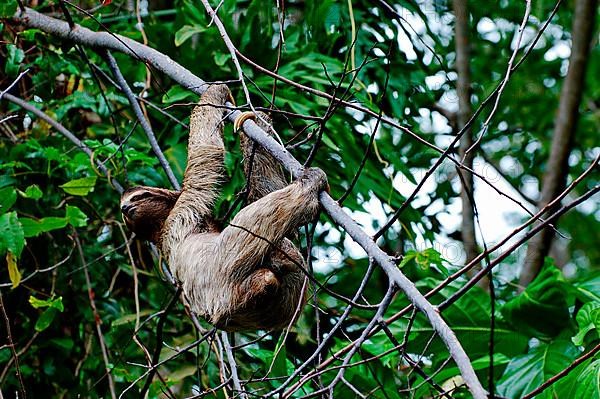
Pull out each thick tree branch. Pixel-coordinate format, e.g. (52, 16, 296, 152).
(8, 8, 486, 397)
(521, 0, 598, 287)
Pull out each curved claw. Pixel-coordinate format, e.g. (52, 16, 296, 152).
(233, 111, 256, 132)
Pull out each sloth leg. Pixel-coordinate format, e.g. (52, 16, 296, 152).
(217, 168, 327, 275)
(162, 84, 231, 253)
(238, 113, 288, 204)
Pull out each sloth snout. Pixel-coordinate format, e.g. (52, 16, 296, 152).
(121, 204, 134, 215)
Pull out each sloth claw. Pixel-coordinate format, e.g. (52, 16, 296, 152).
(300, 167, 329, 192)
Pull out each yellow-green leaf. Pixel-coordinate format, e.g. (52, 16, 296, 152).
(60, 176, 97, 196)
(6, 251, 20, 288)
(66, 205, 88, 227)
(174, 25, 206, 47)
(29, 295, 64, 311)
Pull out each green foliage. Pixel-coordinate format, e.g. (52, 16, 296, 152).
(497, 338, 581, 398)
(554, 358, 600, 399)
(0, 1, 17, 18)
(501, 262, 571, 337)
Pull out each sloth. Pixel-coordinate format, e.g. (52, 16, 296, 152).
(120, 84, 327, 331)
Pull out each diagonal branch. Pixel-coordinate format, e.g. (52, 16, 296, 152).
(104, 50, 181, 190)
(2, 93, 124, 194)
(199, 0, 253, 109)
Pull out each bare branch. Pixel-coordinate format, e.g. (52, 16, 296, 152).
(221, 332, 247, 399)
(199, 0, 253, 109)
(0, 292, 26, 398)
(104, 50, 181, 190)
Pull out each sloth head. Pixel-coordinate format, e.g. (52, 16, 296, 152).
(120, 186, 180, 243)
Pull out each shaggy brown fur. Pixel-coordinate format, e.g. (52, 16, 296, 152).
(120, 85, 327, 331)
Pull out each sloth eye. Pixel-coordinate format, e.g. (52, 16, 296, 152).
(130, 191, 154, 202)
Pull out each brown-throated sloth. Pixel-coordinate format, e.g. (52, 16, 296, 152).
(120, 84, 327, 331)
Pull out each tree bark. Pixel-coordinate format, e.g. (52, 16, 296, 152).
(520, 0, 598, 287)
(453, 0, 479, 265)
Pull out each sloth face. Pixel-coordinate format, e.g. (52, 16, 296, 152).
(120, 186, 180, 243)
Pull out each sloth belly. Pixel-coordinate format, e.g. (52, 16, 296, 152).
(170, 235, 307, 331)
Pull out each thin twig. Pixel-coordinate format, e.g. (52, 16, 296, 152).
(118, 331, 216, 399)
(0, 292, 26, 398)
(465, 0, 532, 156)
(139, 287, 183, 397)
(378, 322, 451, 398)
(74, 232, 117, 399)
(221, 332, 247, 399)
(522, 343, 600, 399)
(199, 0, 253, 109)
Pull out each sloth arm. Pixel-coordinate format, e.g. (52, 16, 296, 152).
(162, 85, 230, 256)
(216, 169, 324, 274)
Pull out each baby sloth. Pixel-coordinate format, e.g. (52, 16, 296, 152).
(120, 85, 327, 331)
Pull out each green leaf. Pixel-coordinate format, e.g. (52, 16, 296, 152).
(501, 262, 570, 337)
(554, 359, 600, 399)
(55, 92, 99, 120)
(0, 1, 17, 18)
(572, 302, 600, 346)
(60, 176, 97, 196)
(168, 364, 197, 382)
(29, 295, 64, 311)
(50, 337, 74, 351)
(161, 85, 196, 104)
(497, 338, 581, 398)
(20, 28, 42, 41)
(398, 248, 448, 276)
(23, 184, 43, 199)
(66, 205, 88, 227)
(398, 251, 416, 268)
(0, 187, 17, 214)
(214, 52, 230, 67)
(573, 272, 600, 303)
(174, 24, 206, 46)
(35, 308, 58, 332)
(5, 43, 24, 77)
(6, 251, 20, 288)
(0, 211, 24, 258)
(20, 217, 68, 237)
(112, 309, 154, 326)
